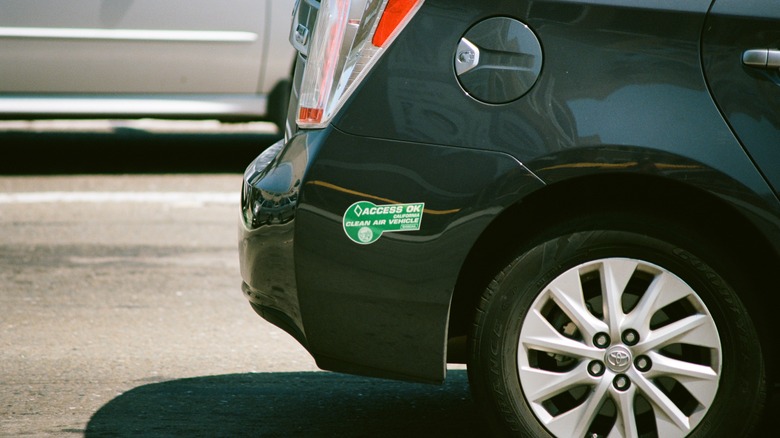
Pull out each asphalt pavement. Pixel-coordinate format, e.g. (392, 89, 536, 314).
(0, 126, 485, 437)
(0, 124, 776, 437)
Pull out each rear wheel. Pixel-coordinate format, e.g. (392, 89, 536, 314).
(468, 229, 764, 437)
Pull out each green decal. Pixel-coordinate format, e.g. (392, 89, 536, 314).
(343, 201, 425, 245)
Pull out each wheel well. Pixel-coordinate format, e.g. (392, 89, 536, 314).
(447, 173, 779, 376)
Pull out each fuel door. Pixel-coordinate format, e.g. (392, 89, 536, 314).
(455, 17, 543, 104)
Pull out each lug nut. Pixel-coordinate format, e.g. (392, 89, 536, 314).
(613, 374, 631, 391)
(622, 329, 640, 346)
(593, 332, 611, 348)
(588, 360, 605, 377)
(635, 355, 652, 372)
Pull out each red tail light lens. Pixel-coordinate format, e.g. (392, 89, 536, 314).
(295, 0, 424, 128)
(373, 0, 420, 47)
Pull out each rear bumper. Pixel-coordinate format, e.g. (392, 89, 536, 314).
(239, 132, 316, 347)
(239, 126, 543, 383)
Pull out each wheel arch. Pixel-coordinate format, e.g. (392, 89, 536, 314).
(447, 172, 779, 380)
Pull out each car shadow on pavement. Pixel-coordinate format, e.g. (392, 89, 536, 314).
(1, 130, 280, 175)
(85, 370, 486, 437)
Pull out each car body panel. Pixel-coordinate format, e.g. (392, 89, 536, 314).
(0, 0, 295, 120)
(334, 0, 780, 254)
(335, 0, 778, 208)
(294, 128, 543, 382)
(241, 126, 545, 382)
(240, 0, 780, 385)
(703, 0, 780, 195)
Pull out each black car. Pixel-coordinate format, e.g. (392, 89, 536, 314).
(239, 0, 780, 436)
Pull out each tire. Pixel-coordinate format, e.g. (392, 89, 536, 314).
(468, 229, 765, 437)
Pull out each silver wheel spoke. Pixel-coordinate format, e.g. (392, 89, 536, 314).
(601, 259, 638, 337)
(546, 377, 612, 438)
(646, 352, 718, 381)
(638, 314, 717, 353)
(645, 352, 719, 404)
(521, 308, 603, 360)
(625, 271, 693, 331)
(632, 371, 692, 433)
(548, 268, 609, 340)
(611, 386, 640, 438)
(521, 362, 594, 403)
(656, 411, 695, 437)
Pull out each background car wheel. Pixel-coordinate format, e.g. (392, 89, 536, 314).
(468, 229, 765, 437)
(268, 79, 292, 131)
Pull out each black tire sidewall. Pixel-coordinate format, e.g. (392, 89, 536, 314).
(469, 230, 764, 438)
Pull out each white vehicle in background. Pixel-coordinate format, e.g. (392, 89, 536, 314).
(0, 0, 296, 127)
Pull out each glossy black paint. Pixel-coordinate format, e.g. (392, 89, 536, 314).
(240, 134, 314, 346)
(293, 128, 542, 382)
(703, 0, 780, 195)
(240, 0, 780, 383)
(337, 1, 775, 204)
(241, 125, 544, 382)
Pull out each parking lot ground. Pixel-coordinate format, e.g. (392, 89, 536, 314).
(0, 130, 776, 437)
(0, 171, 485, 437)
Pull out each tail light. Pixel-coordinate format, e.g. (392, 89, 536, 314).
(293, 0, 424, 129)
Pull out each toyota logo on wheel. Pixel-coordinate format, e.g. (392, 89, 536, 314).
(605, 346, 632, 372)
